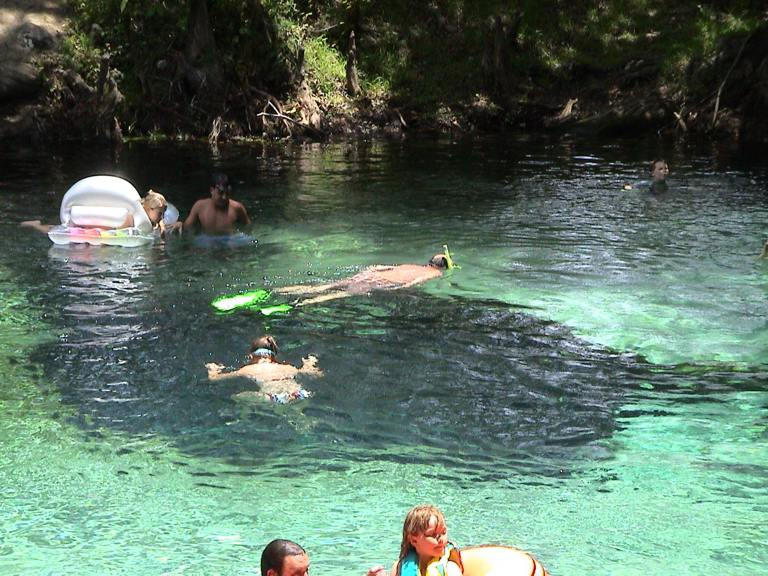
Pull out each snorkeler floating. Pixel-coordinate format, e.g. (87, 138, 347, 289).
(275, 247, 458, 307)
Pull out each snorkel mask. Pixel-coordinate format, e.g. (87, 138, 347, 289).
(442, 244, 460, 270)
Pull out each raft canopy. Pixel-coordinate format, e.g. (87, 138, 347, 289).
(60, 175, 153, 233)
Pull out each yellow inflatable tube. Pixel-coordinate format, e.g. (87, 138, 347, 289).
(460, 545, 548, 576)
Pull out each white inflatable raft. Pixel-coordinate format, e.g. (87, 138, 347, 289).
(47, 175, 176, 247)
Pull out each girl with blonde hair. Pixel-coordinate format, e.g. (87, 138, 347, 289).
(368, 505, 463, 576)
(140, 189, 168, 236)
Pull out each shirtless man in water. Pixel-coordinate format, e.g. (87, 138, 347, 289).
(276, 253, 450, 306)
(174, 173, 251, 235)
(206, 335, 322, 403)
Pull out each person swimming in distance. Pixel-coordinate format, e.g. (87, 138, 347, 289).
(649, 159, 669, 193)
(205, 335, 322, 403)
(275, 252, 452, 307)
(623, 159, 669, 192)
(21, 189, 170, 236)
(651, 159, 669, 181)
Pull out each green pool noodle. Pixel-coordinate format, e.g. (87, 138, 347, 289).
(259, 304, 293, 316)
(212, 289, 271, 312)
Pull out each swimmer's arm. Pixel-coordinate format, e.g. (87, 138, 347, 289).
(178, 200, 203, 233)
(399, 278, 424, 289)
(299, 355, 323, 377)
(399, 272, 436, 289)
(761, 240, 768, 259)
(121, 213, 135, 229)
(236, 203, 251, 226)
(366, 561, 398, 576)
(206, 362, 242, 381)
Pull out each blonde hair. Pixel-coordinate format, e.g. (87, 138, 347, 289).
(141, 189, 167, 211)
(397, 505, 446, 575)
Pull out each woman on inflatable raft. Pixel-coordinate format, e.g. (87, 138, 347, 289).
(21, 175, 178, 247)
(367, 505, 548, 576)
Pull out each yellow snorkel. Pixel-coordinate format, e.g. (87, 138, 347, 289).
(443, 244, 460, 270)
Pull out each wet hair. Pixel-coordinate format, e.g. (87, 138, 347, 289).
(261, 539, 306, 576)
(141, 190, 167, 211)
(396, 505, 447, 575)
(428, 254, 449, 269)
(211, 172, 230, 190)
(251, 335, 279, 355)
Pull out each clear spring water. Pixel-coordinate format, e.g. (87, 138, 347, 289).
(0, 136, 766, 575)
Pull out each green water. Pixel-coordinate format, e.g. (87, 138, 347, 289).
(0, 137, 766, 575)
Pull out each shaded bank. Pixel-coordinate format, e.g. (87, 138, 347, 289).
(1, 1, 767, 144)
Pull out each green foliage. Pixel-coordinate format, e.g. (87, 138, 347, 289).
(59, 31, 101, 85)
(361, 75, 390, 102)
(62, 0, 768, 135)
(68, 0, 188, 110)
(661, 3, 761, 77)
(303, 35, 346, 104)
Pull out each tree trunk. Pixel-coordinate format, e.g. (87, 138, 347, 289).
(184, 0, 222, 92)
(487, 13, 521, 99)
(346, 30, 360, 96)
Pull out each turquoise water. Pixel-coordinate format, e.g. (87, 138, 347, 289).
(1, 137, 766, 574)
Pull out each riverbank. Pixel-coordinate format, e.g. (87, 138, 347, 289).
(2, 2, 767, 145)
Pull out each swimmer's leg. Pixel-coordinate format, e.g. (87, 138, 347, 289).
(20, 220, 53, 234)
(296, 290, 352, 307)
(232, 390, 271, 402)
(761, 240, 768, 259)
(276, 282, 338, 295)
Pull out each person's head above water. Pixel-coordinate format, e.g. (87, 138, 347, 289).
(250, 335, 278, 355)
(141, 189, 167, 225)
(261, 539, 309, 576)
(428, 254, 449, 269)
(398, 504, 450, 565)
(210, 173, 231, 208)
(651, 159, 669, 182)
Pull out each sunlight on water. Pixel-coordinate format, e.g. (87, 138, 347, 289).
(427, 232, 768, 368)
(1, 137, 767, 575)
(3, 386, 766, 575)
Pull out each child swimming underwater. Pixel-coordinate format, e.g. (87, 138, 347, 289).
(206, 335, 322, 403)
